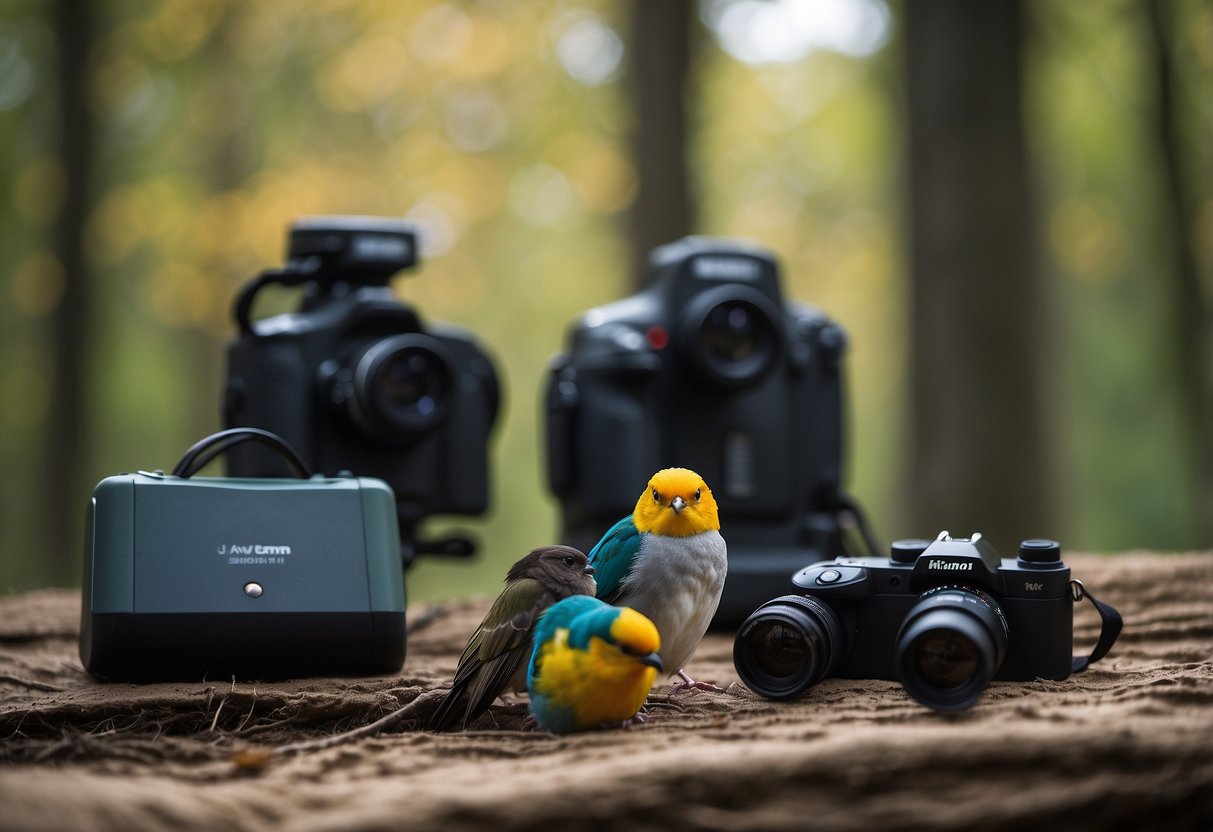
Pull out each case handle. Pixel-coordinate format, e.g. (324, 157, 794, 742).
(171, 428, 311, 479)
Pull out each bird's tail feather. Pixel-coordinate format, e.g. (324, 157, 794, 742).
(427, 683, 469, 732)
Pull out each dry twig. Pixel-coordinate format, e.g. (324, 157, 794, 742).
(271, 689, 445, 757)
(0, 674, 63, 692)
(209, 678, 237, 733)
(235, 684, 258, 733)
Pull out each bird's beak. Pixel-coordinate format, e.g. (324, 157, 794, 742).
(639, 652, 664, 672)
(584, 565, 596, 576)
(670, 496, 685, 514)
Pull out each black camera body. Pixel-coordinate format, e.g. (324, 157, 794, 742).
(546, 237, 851, 625)
(734, 532, 1076, 710)
(224, 217, 500, 557)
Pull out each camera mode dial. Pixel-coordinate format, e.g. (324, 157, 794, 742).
(1018, 538, 1061, 564)
(891, 538, 930, 564)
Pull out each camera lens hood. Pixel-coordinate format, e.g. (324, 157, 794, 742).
(679, 284, 784, 388)
(733, 594, 843, 699)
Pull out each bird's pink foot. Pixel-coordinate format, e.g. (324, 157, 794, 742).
(668, 669, 722, 695)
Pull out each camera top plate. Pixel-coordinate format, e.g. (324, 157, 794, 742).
(288, 216, 419, 285)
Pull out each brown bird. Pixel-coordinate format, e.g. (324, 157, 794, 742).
(428, 545, 597, 731)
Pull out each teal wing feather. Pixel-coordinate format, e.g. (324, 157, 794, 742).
(586, 515, 643, 603)
(526, 595, 609, 735)
(526, 595, 604, 686)
(565, 606, 622, 652)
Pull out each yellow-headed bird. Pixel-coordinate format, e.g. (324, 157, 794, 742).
(587, 467, 727, 691)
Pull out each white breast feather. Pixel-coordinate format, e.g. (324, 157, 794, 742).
(613, 530, 727, 675)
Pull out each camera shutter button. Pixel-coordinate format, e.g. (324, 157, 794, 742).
(817, 569, 842, 585)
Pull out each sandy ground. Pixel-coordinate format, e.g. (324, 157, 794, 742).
(1, 552, 1211, 831)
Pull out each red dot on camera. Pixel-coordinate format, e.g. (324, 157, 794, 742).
(646, 326, 669, 350)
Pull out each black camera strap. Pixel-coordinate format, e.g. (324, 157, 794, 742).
(172, 428, 311, 479)
(833, 491, 883, 559)
(233, 259, 322, 336)
(1069, 579, 1124, 674)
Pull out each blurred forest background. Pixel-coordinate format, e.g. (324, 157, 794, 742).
(0, 0, 1209, 600)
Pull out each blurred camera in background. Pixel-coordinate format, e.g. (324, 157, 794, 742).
(224, 217, 501, 565)
(545, 237, 875, 626)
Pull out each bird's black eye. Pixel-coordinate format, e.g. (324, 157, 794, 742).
(694, 488, 702, 501)
(563, 556, 575, 567)
(652, 489, 661, 503)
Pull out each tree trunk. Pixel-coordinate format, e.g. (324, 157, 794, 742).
(46, 0, 94, 583)
(1144, 0, 1212, 546)
(628, 0, 694, 288)
(902, 0, 1057, 548)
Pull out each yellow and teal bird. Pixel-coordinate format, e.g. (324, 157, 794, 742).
(587, 467, 727, 692)
(526, 595, 663, 734)
(429, 545, 597, 731)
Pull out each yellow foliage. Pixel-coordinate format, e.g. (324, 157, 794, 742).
(1050, 196, 1129, 284)
(140, 0, 223, 63)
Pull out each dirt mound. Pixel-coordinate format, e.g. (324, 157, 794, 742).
(1, 554, 1210, 830)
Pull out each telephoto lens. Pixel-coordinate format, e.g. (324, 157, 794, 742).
(732, 594, 843, 698)
(894, 586, 1009, 711)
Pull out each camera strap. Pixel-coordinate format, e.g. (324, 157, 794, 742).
(233, 261, 321, 336)
(833, 491, 883, 558)
(1069, 579, 1124, 674)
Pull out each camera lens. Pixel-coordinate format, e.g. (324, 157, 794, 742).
(376, 350, 443, 416)
(912, 631, 980, 688)
(348, 334, 455, 439)
(733, 595, 843, 699)
(703, 302, 763, 362)
(895, 587, 1009, 711)
(681, 286, 781, 387)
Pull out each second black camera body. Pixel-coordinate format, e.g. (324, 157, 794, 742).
(733, 531, 1076, 710)
(225, 217, 500, 560)
(546, 237, 853, 625)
